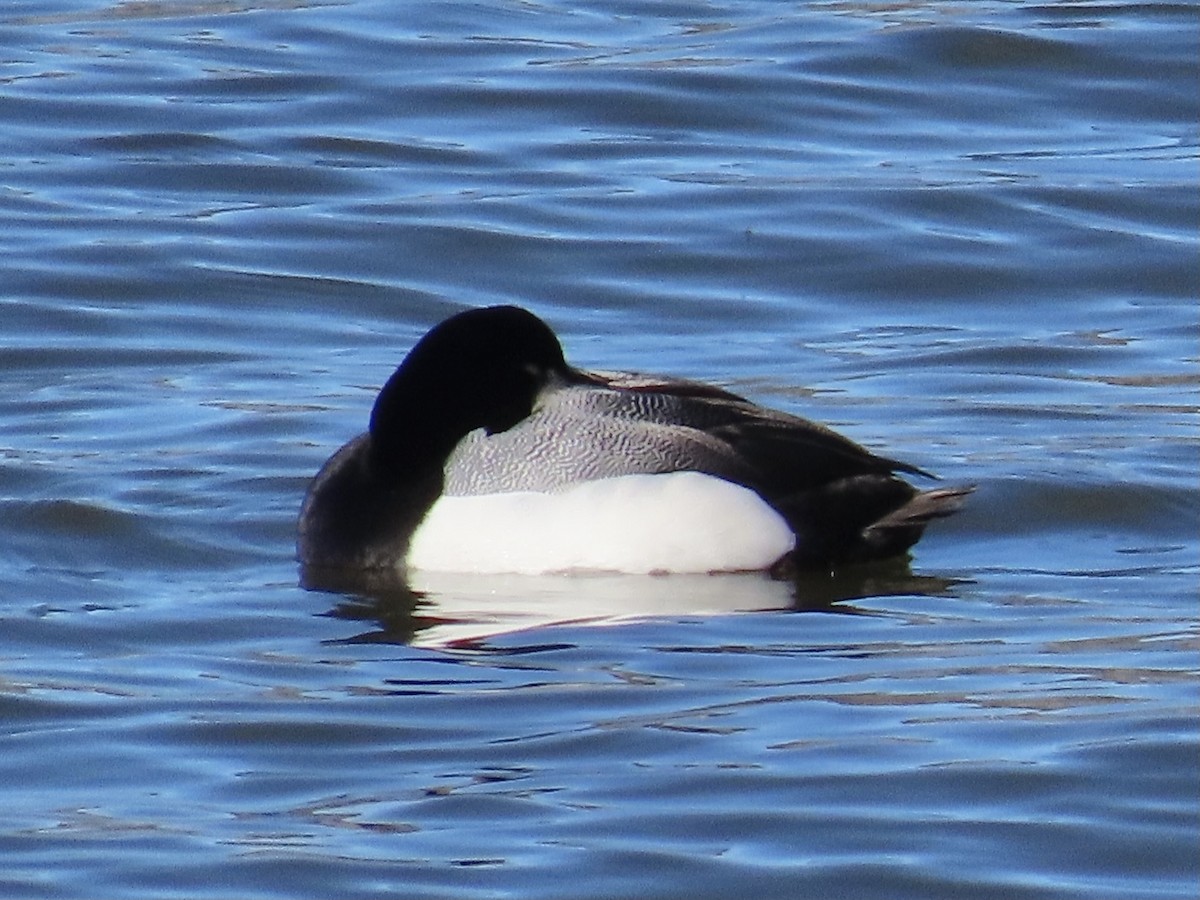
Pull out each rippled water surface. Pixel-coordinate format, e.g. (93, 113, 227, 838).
(2, 1, 1197, 898)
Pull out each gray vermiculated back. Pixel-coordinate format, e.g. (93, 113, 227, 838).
(442, 384, 754, 494)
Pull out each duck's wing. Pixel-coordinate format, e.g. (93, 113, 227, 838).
(441, 385, 757, 495)
(443, 371, 927, 500)
(584, 369, 752, 404)
(703, 408, 930, 492)
(581, 371, 930, 494)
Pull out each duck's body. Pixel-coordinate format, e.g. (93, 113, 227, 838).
(298, 306, 971, 577)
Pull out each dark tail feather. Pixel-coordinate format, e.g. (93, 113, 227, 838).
(780, 479, 974, 569)
(865, 485, 976, 533)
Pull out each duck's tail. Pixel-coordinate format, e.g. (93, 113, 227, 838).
(864, 485, 976, 533)
(779, 478, 974, 570)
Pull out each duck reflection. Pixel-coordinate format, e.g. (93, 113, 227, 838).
(302, 560, 967, 649)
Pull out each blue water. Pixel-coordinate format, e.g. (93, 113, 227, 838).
(2, 1, 1197, 898)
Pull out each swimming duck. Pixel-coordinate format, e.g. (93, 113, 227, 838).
(298, 305, 971, 577)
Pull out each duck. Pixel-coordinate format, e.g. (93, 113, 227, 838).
(298, 305, 972, 578)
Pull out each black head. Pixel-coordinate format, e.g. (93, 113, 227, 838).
(368, 306, 575, 472)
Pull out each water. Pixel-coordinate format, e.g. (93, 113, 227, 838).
(2, 0, 1197, 897)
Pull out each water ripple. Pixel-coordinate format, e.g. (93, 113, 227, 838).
(1, 1, 1197, 898)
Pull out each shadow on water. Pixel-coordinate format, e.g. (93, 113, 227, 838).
(303, 559, 969, 648)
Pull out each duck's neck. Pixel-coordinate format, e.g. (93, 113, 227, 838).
(368, 408, 471, 483)
(368, 355, 492, 478)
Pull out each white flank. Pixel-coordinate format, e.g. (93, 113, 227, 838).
(406, 471, 795, 575)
